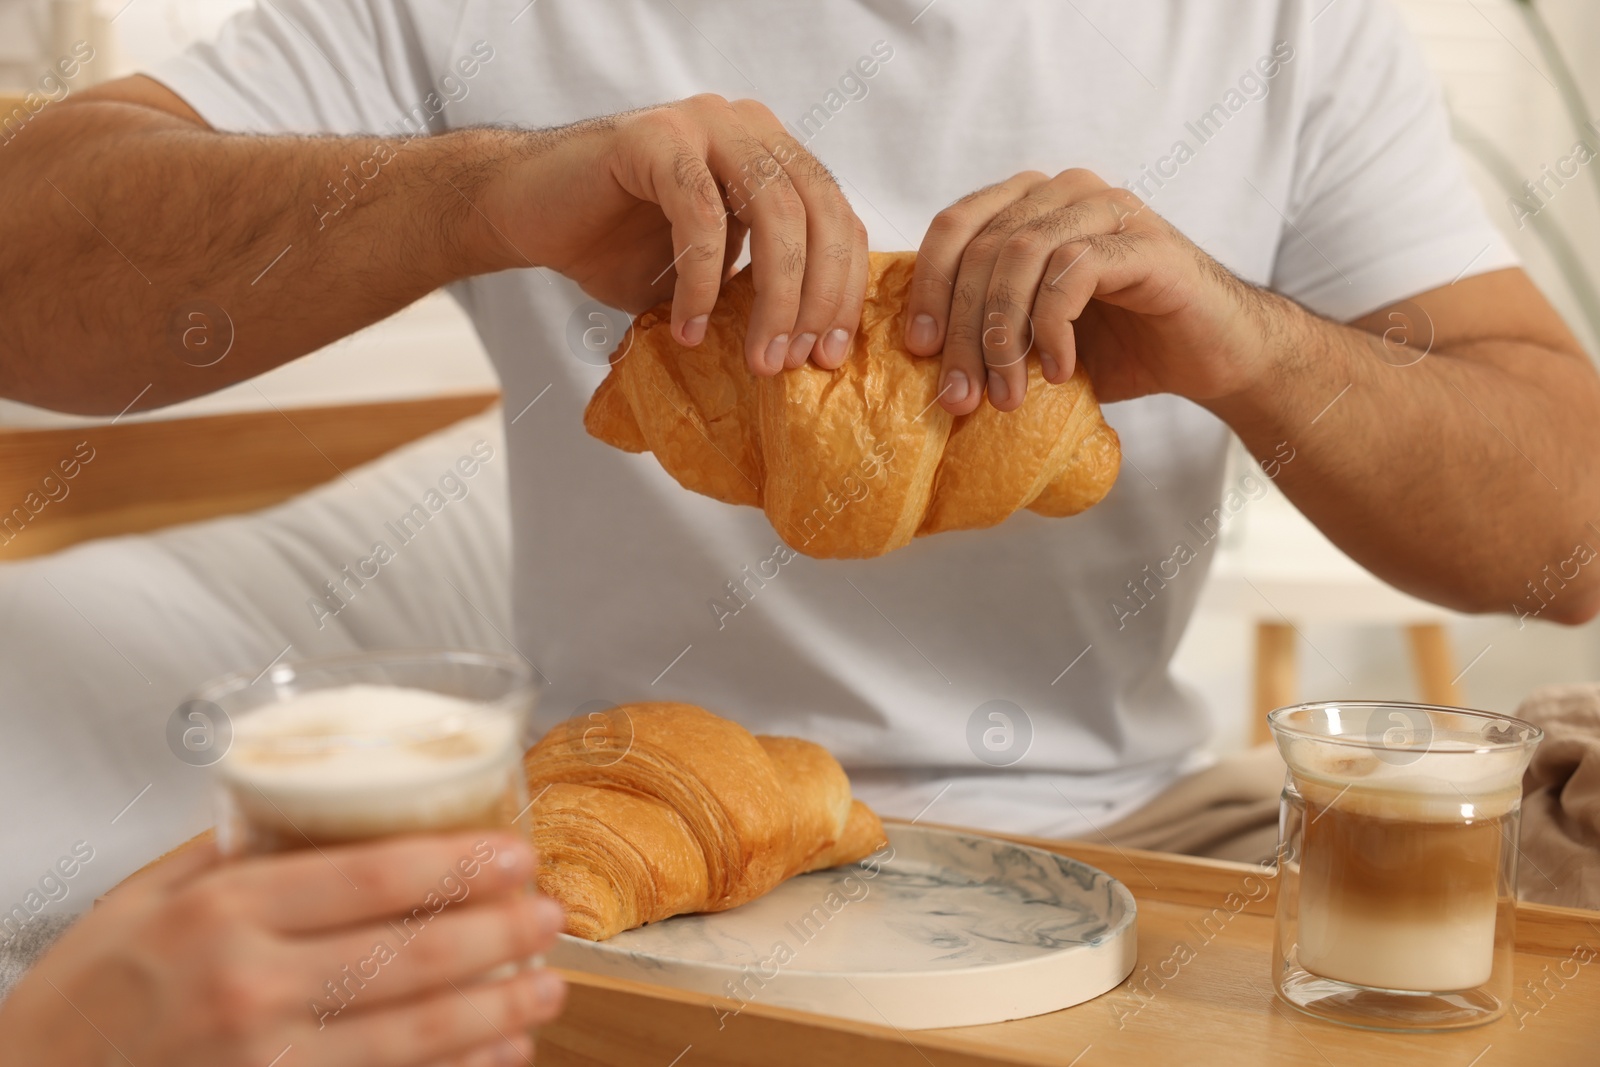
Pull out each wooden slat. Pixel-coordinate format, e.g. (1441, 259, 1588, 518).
(546, 970, 999, 1067)
(1252, 622, 1297, 745)
(0, 391, 500, 559)
(1407, 622, 1463, 706)
(539, 819, 1600, 1066)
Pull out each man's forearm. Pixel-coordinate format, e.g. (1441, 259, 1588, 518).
(1208, 290, 1600, 623)
(0, 99, 521, 414)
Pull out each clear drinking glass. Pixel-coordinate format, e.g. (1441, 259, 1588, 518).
(1268, 701, 1541, 1031)
(188, 649, 537, 856)
(188, 650, 543, 1042)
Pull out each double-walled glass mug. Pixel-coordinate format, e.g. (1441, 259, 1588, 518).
(182, 649, 538, 857)
(1268, 701, 1541, 1032)
(183, 650, 544, 1038)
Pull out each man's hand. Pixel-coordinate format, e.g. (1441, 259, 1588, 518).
(0, 81, 867, 413)
(485, 94, 869, 375)
(904, 167, 1600, 621)
(902, 168, 1279, 414)
(0, 833, 565, 1067)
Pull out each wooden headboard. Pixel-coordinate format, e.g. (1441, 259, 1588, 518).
(0, 391, 500, 561)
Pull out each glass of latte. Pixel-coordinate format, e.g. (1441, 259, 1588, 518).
(193, 650, 536, 858)
(1268, 701, 1541, 1031)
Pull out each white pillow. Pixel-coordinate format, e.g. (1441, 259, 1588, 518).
(0, 407, 510, 912)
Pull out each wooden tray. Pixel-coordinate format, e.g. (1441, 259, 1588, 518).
(539, 819, 1600, 1066)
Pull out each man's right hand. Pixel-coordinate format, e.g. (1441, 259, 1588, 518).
(0, 833, 565, 1067)
(1, 81, 865, 414)
(484, 94, 869, 375)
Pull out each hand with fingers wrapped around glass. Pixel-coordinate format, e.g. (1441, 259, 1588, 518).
(0, 833, 564, 1067)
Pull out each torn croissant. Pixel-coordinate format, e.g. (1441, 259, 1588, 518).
(584, 250, 1122, 559)
(525, 702, 886, 941)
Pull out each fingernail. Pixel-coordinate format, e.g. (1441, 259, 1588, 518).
(496, 844, 533, 877)
(788, 332, 817, 365)
(532, 970, 566, 1006)
(681, 314, 709, 346)
(944, 370, 969, 405)
(822, 328, 850, 365)
(909, 314, 938, 349)
(764, 334, 789, 372)
(987, 373, 1009, 405)
(1040, 352, 1058, 379)
(532, 896, 565, 935)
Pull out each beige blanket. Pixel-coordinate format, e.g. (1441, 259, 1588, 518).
(1511, 685, 1600, 908)
(1096, 688, 1600, 908)
(1096, 742, 1285, 865)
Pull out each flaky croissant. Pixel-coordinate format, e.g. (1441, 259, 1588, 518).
(584, 250, 1121, 559)
(525, 702, 886, 941)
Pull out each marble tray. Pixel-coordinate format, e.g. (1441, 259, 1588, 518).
(546, 823, 1137, 1030)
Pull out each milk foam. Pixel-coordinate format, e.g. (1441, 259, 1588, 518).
(219, 684, 520, 841)
(1284, 735, 1526, 820)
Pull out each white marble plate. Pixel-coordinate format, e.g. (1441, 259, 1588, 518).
(547, 824, 1137, 1030)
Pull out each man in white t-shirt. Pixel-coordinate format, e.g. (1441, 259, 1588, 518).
(3, 0, 1599, 1060)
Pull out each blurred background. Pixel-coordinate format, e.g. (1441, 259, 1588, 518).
(3, 0, 1599, 751)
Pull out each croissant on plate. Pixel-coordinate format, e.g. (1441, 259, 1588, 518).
(584, 250, 1122, 559)
(525, 702, 886, 941)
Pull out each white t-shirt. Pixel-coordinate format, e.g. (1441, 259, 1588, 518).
(148, 0, 1514, 837)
